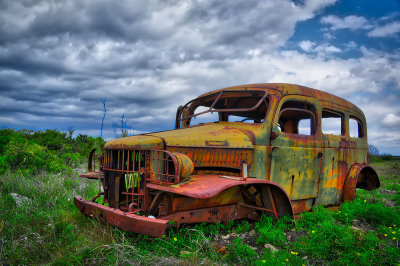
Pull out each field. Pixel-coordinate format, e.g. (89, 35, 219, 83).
(0, 158, 399, 265)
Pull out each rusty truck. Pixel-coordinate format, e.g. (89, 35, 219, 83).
(75, 83, 380, 237)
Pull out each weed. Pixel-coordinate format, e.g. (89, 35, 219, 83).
(226, 237, 258, 265)
(340, 198, 400, 226)
(235, 220, 251, 234)
(255, 215, 292, 246)
(296, 205, 335, 229)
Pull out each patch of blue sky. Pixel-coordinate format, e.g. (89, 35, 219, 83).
(286, 0, 400, 59)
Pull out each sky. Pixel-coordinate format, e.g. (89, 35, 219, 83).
(0, 0, 399, 155)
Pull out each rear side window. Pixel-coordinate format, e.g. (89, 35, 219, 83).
(349, 116, 364, 138)
(322, 110, 343, 136)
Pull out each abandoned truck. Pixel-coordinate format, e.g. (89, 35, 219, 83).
(75, 83, 380, 237)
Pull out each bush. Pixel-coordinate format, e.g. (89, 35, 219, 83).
(381, 153, 394, 161)
(3, 135, 68, 175)
(0, 128, 103, 174)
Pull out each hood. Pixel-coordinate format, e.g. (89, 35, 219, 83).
(104, 122, 255, 150)
(151, 122, 254, 149)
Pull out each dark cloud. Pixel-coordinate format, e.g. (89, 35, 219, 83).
(1, 0, 399, 154)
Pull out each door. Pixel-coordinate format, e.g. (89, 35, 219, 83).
(269, 96, 322, 201)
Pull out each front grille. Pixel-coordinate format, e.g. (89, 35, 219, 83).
(103, 149, 180, 184)
(102, 149, 180, 212)
(167, 147, 253, 169)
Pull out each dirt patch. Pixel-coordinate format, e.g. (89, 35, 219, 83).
(285, 229, 307, 242)
(378, 189, 397, 195)
(352, 219, 375, 231)
(213, 228, 262, 253)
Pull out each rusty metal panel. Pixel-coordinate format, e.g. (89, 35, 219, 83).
(105, 135, 164, 150)
(152, 123, 254, 147)
(146, 174, 290, 199)
(167, 146, 252, 169)
(269, 95, 322, 200)
(160, 204, 255, 226)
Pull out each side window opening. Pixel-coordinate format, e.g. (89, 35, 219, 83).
(349, 116, 364, 138)
(322, 109, 343, 136)
(278, 101, 316, 136)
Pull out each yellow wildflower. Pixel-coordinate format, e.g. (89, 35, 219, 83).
(286, 259, 289, 262)
(262, 260, 266, 263)
(392, 231, 396, 234)
(364, 200, 366, 203)
(393, 237, 396, 240)
(173, 237, 177, 241)
(357, 253, 360, 256)
(290, 251, 298, 255)
(311, 230, 315, 234)
(384, 234, 387, 237)
(389, 227, 392, 229)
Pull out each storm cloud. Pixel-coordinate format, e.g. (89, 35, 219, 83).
(0, 0, 399, 154)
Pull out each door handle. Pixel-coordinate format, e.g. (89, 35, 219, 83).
(317, 152, 323, 158)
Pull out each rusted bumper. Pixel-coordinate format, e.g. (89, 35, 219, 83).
(74, 196, 170, 237)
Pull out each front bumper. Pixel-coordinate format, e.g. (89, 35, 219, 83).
(74, 196, 170, 237)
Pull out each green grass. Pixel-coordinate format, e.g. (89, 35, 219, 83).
(1, 161, 399, 265)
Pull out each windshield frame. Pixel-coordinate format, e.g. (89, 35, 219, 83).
(178, 90, 269, 126)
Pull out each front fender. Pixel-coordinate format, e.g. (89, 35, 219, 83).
(147, 174, 293, 217)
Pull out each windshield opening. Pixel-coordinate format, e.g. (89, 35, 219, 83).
(179, 91, 269, 127)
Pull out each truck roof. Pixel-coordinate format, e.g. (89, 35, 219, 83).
(197, 83, 365, 119)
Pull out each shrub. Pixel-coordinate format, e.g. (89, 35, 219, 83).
(3, 135, 68, 174)
(0, 128, 103, 174)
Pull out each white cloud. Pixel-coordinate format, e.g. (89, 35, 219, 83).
(345, 41, 357, 50)
(299, 40, 316, 52)
(299, 41, 340, 55)
(317, 45, 341, 53)
(368, 21, 400, 37)
(383, 113, 400, 127)
(321, 15, 371, 30)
